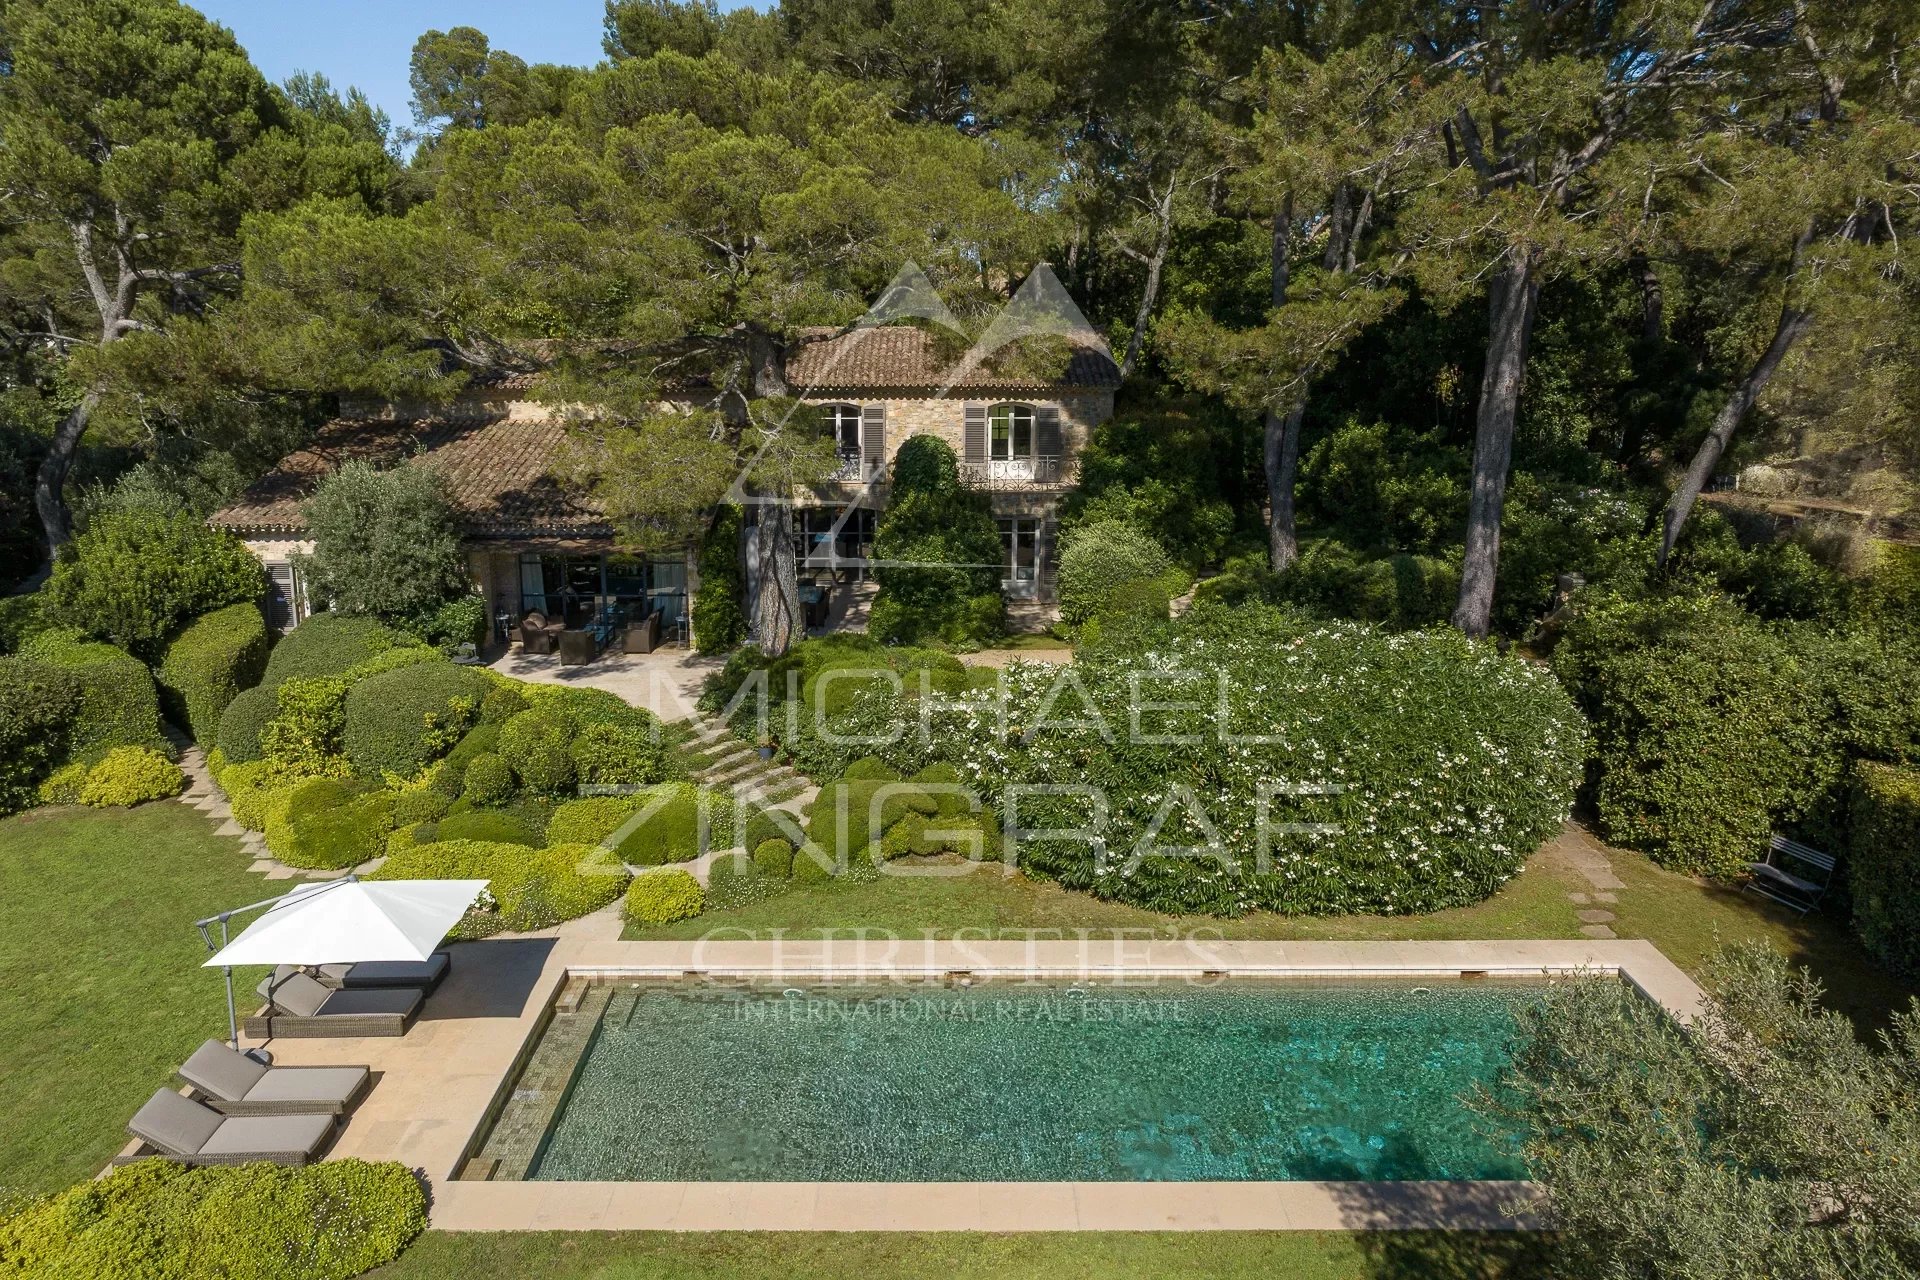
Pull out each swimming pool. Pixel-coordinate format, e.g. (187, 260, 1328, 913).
(472, 976, 1542, 1183)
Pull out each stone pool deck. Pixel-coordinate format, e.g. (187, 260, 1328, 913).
(236, 917, 1706, 1233)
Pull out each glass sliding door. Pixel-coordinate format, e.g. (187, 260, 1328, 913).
(998, 517, 1039, 598)
(516, 552, 690, 637)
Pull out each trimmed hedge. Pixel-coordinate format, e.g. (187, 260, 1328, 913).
(1850, 762, 1920, 979)
(806, 778, 940, 868)
(213, 684, 279, 765)
(0, 1157, 426, 1279)
(342, 661, 491, 780)
(156, 602, 269, 744)
(20, 628, 168, 759)
(461, 752, 515, 805)
(435, 809, 538, 847)
(76, 746, 184, 807)
(261, 612, 411, 686)
(496, 708, 575, 794)
(0, 656, 79, 813)
(1057, 519, 1174, 625)
(624, 869, 704, 925)
(218, 759, 282, 831)
(37, 761, 89, 806)
(432, 723, 501, 799)
(372, 839, 628, 932)
(265, 777, 395, 870)
(546, 795, 643, 848)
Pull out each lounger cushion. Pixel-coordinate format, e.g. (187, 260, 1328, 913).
(258, 971, 333, 1017)
(129, 1089, 223, 1155)
(196, 1111, 334, 1158)
(317, 953, 449, 989)
(313, 987, 422, 1018)
(242, 1066, 370, 1106)
(179, 1040, 268, 1101)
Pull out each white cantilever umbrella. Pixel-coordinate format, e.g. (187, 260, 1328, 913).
(196, 878, 487, 1046)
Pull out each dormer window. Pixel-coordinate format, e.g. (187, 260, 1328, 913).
(988, 403, 1035, 460)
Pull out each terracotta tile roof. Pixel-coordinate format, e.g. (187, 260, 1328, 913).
(208, 416, 610, 540)
(785, 326, 1120, 392)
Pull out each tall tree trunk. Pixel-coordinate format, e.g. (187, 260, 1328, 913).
(1263, 200, 1301, 571)
(1118, 180, 1175, 380)
(1617, 255, 1664, 465)
(743, 324, 802, 655)
(34, 386, 102, 556)
(1656, 304, 1812, 570)
(1265, 402, 1305, 570)
(1452, 248, 1539, 640)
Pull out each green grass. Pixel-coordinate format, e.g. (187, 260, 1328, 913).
(0, 803, 273, 1199)
(376, 1230, 1550, 1279)
(631, 853, 1587, 941)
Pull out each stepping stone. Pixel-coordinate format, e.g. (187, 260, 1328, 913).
(248, 859, 278, 874)
(263, 865, 298, 881)
(1577, 909, 1616, 924)
(1568, 892, 1589, 904)
(214, 819, 245, 837)
(1579, 923, 1618, 939)
(1591, 891, 1617, 903)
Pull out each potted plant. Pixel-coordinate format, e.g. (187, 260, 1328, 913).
(756, 734, 777, 761)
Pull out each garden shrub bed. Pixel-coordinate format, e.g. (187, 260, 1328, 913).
(0, 655, 79, 814)
(265, 777, 395, 870)
(837, 603, 1586, 915)
(261, 612, 415, 686)
(624, 869, 704, 925)
(0, 1157, 426, 1279)
(372, 839, 628, 932)
(342, 661, 491, 780)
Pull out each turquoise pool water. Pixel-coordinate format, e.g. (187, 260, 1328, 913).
(526, 979, 1540, 1182)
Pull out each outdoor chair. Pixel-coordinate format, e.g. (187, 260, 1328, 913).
(126, 1089, 336, 1167)
(1746, 834, 1838, 914)
(517, 611, 564, 655)
(621, 610, 660, 654)
(245, 970, 421, 1039)
(177, 1039, 370, 1116)
(273, 951, 450, 993)
(558, 628, 599, 666)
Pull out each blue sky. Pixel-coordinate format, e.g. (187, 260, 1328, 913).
(193, 1, 756, 134)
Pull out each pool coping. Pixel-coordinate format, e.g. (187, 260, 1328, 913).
(244, 933, 1705, 1232)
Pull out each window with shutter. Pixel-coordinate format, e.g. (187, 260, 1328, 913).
(963, 403, 988, 463)
(860, 403, 886, 475)
(1035, 406, 1062, 481)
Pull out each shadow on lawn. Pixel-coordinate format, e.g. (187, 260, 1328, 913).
(1353, 1230, 1557, 1279)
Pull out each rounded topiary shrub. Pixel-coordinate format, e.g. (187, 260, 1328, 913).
(624, 869, 704, 926)
(884, 603, 1587, 916)
(156, 602, 269, 745)
(791, 841, 837, 884)
(373, 839, 627, 932)
(19, 628, 167, 757)
(37, 761, 89, 806)
(478, 681, 528, 725)
(497, 708, 575, 794)
(752, 837, 794, 878)
(1056, 519, 1172, 625)
(545, 794, 641, 847)
(265, 777, 395, 870)
(390, 786, 453, 826)
(461, 752, 515, 805)
(342, 660, 492, 780)
(435, 809, 538, 847)
(214, 683, 280, 765)
(77, 746, 183, 807)
(262, 612, 410, 686)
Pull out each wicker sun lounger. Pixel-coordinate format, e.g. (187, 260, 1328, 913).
(272, 951, 451, 994)
(177, 1039, 371, 1116)
(244, 971, 421, 1039)
(127, 1089, 336, 1167)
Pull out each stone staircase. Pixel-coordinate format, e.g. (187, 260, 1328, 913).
(166, 722, 351, 882)
(680, 713, 815, 815)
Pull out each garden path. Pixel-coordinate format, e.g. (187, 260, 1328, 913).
(1540, 824, 1626, 938)
(165, 722, 364, 883)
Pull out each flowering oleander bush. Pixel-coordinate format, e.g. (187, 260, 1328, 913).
(834, 603, 1585, 916)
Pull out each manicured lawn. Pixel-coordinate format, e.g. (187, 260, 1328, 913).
(0, 803, 272, 1199)
(628, 850, 1589, 941)
(377, 1229, 1550, 1279)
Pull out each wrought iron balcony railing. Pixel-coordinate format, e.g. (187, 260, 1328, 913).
(958, 454, 1070, 489)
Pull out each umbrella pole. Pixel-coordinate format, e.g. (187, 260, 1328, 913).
(220, 917, 237, 1050)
